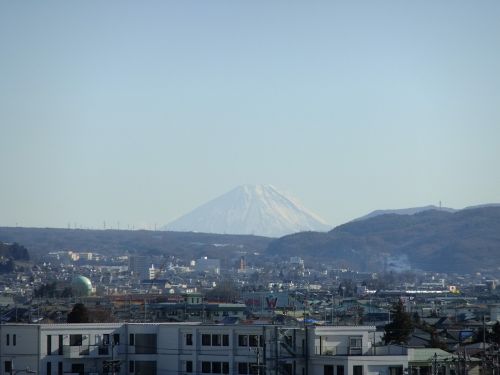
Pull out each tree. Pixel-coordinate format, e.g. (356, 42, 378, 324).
(412, 311, 421, 325)
(205, 280, 239, 302)
(383, 299, 413, 344)
(67, 303, 89, 323)
(491, 322, 500, 345)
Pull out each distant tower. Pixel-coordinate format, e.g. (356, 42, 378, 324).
(239, 256, 246, 271)
(439, 201, 442, 209)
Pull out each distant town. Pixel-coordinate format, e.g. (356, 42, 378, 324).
(1, 221, 500, 375)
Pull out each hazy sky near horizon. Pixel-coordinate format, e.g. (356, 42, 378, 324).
(1, 1, 499, 230)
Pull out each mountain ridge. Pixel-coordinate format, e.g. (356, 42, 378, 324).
(164, 185, 331, 237)
(267, 206, 500, 273)
(352, 203, 500, 222)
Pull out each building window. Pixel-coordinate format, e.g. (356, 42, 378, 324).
(71, 363, 84, 375)
(389, 367, 403, 375)
(349, 336, 362, 355)
(113, 334, 120, 345)
(129, 361, 134, 373)
(186, 361, 193, 373)
(201, 361, 229, 374)
(200, 333, 229, 346)
(238, 334, 263, 347)
(58, 335, 63, 355)
(202, 361, 211, 373)
(134, 361, 156, 375)
(337, 365, 344, 375)
(13, 334, 16, 346)
(353, 365, 363, 375)
(349, 336, 362, 348)
(47, 361, 52, 375)
(212, 362, 222, 373)
(5, 361, 12, 373)
(58, 362, 63, 375)
(103, 334, 110, 345)
(238, 335, 248, 346)
(135, 334, 157, 354)
(202, 334, 211, 346)
(212, 334, 221, 346)
(47, 335, 52, 354)
(129, 334, 135, 346)
(324, 365, 334, 375)
(185, 333, 193, 345)
(238, 363, 248, 374)
(70, 334, 83, 346)
(238, 362, 257, 375)
(6, 334, 9, 346)
(249, 335, 259, 347)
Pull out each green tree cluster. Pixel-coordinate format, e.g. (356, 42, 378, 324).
(67, 303, 90, 323)
(383, 299, 413, 344)
(205, 280, 239, 302)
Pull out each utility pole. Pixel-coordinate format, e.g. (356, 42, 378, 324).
(251, 346, 265, 375)
(483, 315, 486, 375)
(103, 340, 120, 375)
(257, 347, 261, 375)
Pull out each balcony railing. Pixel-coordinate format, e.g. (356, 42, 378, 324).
(315, 345, 407, 356)
(62, 345, 112, 358)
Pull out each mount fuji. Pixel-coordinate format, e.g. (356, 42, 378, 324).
(163, 185, 331, 237)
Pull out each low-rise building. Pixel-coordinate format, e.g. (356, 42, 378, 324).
(0, 323, 413, 375)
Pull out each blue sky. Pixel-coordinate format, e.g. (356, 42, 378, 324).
(1, 1, 499, 230)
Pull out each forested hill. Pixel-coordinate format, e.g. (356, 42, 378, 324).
(0, 242, 30, 261)
(0, 227, 272, 261)
(266, 206, 500, 273)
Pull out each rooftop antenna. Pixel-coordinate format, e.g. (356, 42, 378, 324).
(103, 220, 106, 230)
(439, 201, 442, 210)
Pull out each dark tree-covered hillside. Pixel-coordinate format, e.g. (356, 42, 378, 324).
(0, 242, 30, 260)
(267, 207, 500, 273)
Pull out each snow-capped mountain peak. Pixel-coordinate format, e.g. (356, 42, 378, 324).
(163, 184, 331, 237)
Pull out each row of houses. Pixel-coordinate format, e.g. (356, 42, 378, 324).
(0, 323, 477, 375)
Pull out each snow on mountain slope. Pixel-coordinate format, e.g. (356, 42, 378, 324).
(163, 185, 331, 237)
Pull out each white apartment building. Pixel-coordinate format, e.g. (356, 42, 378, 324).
(0, 323, 409, 375)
